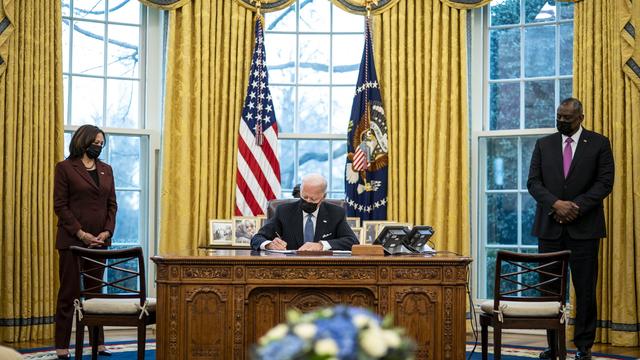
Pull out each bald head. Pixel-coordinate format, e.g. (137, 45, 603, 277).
(300, 173, 327, 203)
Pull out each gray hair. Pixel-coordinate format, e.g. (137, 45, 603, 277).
(300, 173, 328, 194)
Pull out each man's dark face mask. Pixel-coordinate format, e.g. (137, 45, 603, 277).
(300, 198, 319, 213)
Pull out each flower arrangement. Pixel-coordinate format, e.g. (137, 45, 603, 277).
(253, 305, 415, 360)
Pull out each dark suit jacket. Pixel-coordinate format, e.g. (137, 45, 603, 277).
(527, 129, 614, 239)
(251, 200, 358, 251)
(53, 158, 118, 249)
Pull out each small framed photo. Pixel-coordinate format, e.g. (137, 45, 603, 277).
(209, 220, 233, 245)
(362, 221, 392, 245)
(232, 217, 260, 247)
(256, 215, 267, 228)
(346, 217, 361, 229)
(351, 227, 365, 244)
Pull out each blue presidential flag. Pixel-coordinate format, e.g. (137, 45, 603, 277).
(345, 18, 388, 221)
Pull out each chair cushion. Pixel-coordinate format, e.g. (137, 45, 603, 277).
(480, 300, 561, 318)
(83, 298, 156, 315)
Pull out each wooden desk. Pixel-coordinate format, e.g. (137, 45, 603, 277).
(152, 250, 471, 360)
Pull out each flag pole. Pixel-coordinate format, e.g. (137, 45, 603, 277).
(254, 1, 264, 145)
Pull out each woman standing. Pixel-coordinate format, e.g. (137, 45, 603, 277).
(53, 125, 117, 359)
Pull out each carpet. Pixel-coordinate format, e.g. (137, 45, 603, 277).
(18, 341, 638, 359)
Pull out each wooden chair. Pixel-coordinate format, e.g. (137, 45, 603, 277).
(479, 250, 571, 360)
(70, 246, 156, 360)
(266, 198, 345, 218)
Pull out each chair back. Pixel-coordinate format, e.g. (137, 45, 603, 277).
(70, 246, 147, 305)
(492, 250, 571, 310)
(266, 198, 346, 218)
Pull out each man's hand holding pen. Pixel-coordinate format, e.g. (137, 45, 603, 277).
(266, 232, 287, 250)
(550, 200, 580, 224)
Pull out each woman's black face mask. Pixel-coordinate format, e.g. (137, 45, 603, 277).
(86, 144, 102, 159)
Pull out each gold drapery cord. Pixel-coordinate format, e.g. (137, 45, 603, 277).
(159, 0, 254, 253)
(0, 0, 63, 342)
(372, 0, 469, 256)
(570, 0, 640, 346)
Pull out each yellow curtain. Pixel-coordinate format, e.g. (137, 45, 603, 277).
(159, 0, 254, 253)
(571, 0, 640, 346)
(0, 0, 64, 342)
(373, 0, 470, 255)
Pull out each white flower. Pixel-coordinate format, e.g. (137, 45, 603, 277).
(382, 329, 401, 348)
(352, 314, 371, 329)
(314, 338, 339, 356)
(259, 324, 288, 345)
(360, 327, 388, 357)
(293, 323, 317, 340)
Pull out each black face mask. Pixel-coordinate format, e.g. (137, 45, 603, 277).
(556, 121, 575, 136)
(300, 199, 319, 214)
(86, 144, 102, 159)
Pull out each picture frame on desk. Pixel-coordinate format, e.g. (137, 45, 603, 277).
(362, 221, 397, 245)
(351, 227, 365, 244)
(256, 215, 267, 228)
(209, 219, 233, 245)
(232, 216, 259, 247)
(346, 217, 360, 229)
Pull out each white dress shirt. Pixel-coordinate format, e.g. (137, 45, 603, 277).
(561, 126, 583, 158)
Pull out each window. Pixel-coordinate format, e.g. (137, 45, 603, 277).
(61, 0, 162, 292)
(263, 1, 364, 198)
(471, 0, 574, 298)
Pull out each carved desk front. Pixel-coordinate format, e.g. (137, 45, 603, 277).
(152, 250, 472, 360)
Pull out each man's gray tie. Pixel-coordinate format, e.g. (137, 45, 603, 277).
(304, 214, 314, 243)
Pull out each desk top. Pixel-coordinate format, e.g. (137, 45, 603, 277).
(151, 249, 472, 265)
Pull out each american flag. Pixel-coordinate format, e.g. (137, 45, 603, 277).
(235, 17, 281, 216)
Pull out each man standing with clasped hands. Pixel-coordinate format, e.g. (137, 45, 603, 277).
(527, 98, 615, 360)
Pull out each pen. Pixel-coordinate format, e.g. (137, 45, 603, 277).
(275, 231, 282, 239)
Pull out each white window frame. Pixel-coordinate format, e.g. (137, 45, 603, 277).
(470, 5, 572, 301)
(265, 1, 363, 198)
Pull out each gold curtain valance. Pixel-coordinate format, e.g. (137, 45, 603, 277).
(330, 0, 400, 15)
(0, 0, 15, 76)
(439, 0, 490, 10)
(621, 0, 640, 87)
(232, 0, 297, 13)
(138, 0, 192, 10)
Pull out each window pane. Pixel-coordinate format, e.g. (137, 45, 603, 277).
(71, 76, 104, 125)
(299, 35, 330, 84)
(489, 82, 520, 130)
(524, 80, 554, 129)
(559, 2, 574, 20)
(62, 0, 71, 17)
(525, 0, 555, 23)
(299, 0, 330, 33)
(73, 0, 106, 21)
(559, 23, 573, 76)
(489, 28, 520, 80)
(298, 86, 329, 133)
(332, 5, 364, 32)
(63, 75, 69, 124)
(62, 20, 70, 73)
(524, 26, 555, 77)
(265, 4, 296, 32)
(520, 136, 538, 189)
(298, 140, 330, 178)
(108, 0, 141, 25)
(331, 141, 347, 191)
(332, 34, 363, 85)
(265, 34, 296, 84)
(270, 85, 295, 133)
(486, 193, 518, 244)
(279, 140, 296, 191)
(486, 137, 518, 190)
(72, 21, 105, 76)
(106, 79, 139, 128)
(109, 135, 141, 188)
(490, 0, 520, 26)
(559, 78, 572, 100)
(113, 190, 140, 244)
(107, 24, 140, 78)
(64, 132, 72, 158)
(331, 86, 352, 134)
(521, 192, 538, 245)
